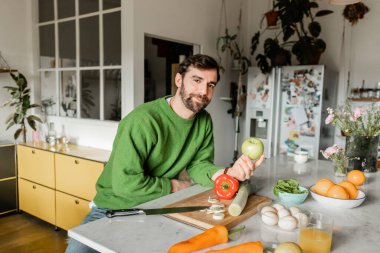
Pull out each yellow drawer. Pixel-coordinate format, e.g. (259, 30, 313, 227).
(18, 178, 55, 225)
(56, 191, 91, 230)
(17, 145, 55, 188)
(55, 154, 103, 201)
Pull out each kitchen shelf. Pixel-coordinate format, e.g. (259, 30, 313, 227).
(348, 97, 380, 102)
(0, 68, 17, 73)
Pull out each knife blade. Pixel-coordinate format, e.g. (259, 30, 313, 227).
(105, 206, 209, 218)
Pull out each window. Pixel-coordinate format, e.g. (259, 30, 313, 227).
(38, 0, 122, 121)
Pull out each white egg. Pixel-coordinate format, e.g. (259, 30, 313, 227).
(278, 216, 298, 231)
(261, 206, 277, 214)
(272, 203, 285, 212)
(289, 207, 301, 216)
(261, 211, 279, 226)
(293, 212, 309, 227)
(277, 208, 291, 218)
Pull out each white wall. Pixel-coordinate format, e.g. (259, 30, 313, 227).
(1, 0, 379, 163)
(0, 0, 35, 142)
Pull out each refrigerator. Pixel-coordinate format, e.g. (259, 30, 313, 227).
(245, 65, 338, 159)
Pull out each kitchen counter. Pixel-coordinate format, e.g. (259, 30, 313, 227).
(20, 142, 111, 163)
(68, 155, 379, 253)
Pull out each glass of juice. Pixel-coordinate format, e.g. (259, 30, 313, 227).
(298, 212, 333, 253)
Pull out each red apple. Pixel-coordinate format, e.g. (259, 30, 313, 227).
(241, 137, 264, 160)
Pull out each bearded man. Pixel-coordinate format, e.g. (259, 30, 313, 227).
(65, 54, 264, 253)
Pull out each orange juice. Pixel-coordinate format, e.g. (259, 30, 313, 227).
(299, 228, 332, 253)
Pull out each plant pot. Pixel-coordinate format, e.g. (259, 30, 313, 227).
(265, 11, 279, 27)
(346, 135, 379, 173)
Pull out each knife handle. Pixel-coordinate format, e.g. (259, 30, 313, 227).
(106, 208, 145, 218)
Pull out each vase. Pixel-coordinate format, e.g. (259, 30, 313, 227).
(333, 160, 348, 177)
(346, 135, 379, 173)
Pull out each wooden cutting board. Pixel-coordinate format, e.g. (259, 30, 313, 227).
(164, 189, 271, 230)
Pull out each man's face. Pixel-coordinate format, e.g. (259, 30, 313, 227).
(177, 66, 217, 113)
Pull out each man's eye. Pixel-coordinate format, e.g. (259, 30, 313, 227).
(193, 79, 201, 83)
(208, 84, 215, 89)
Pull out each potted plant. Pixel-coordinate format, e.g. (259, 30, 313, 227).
(343, 2, 369, 25)
(251, 0, 333, 74)
(1, 73, 42, 142)
(276, 0, 333, 65)
(263, 1, 280, 27)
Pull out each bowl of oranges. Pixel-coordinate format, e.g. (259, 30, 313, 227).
(310, 170, 366, 209)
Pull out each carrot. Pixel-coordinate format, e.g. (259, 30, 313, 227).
(205, 241, 264, 253)
(167, 225, 229, 253)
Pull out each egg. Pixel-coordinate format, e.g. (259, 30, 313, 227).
(272, 203, 285, 212)
(278, 216, 298, 231)
(261, 211, 279, 226)
(261, 206, 277, 214)
(289, 206, 301, 216)
(277, 208, 291, 218)
(293, 212, 309, 227)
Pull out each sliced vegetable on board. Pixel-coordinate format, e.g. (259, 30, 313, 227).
(228, 182, 252, 216)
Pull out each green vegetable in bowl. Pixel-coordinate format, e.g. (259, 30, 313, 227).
(273, 179, 307, 197)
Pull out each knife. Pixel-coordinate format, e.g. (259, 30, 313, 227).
(105, 206, 209, 218)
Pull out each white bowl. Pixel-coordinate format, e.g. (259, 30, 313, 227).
(310, 185, 366, 209)
(294, 151, 308, 164)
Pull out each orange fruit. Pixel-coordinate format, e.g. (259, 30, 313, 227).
(347, 170, 366, 186)
(338, 180, 358, 199)
(314, 178, 335, 196)
(326, 185, 349, 199)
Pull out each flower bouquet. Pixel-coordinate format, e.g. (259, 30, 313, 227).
(321, 145, 354, 177)
(325, 102, 380, 172)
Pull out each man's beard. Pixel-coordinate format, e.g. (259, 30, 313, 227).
(179, 82, 210, 113)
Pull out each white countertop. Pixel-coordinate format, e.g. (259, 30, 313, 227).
(68, 155, 380, 253)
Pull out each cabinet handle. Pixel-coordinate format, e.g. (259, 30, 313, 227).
(32, 185, 36, 189)
(74, 160, 79, 164)
(75, 200, 79, 204)
(32, 150, 35, 154)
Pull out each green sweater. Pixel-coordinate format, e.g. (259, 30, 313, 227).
(93, 97, 223, 209)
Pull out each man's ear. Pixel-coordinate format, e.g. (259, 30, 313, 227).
(175, 73, 182, 88)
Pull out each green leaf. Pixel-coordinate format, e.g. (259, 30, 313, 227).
(308, 21, 321, 38)
(6, 121, 15, 130)
(5, 114, 15, 125)
(27, 117, 37, 131)
(316, 10, 334, 17)
(250, 31, 260, 55)
(27, 114, 43, 123)
(2, 86, 18, 91)
(14, 128, 23, 140)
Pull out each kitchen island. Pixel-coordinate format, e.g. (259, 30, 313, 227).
(68, 155, 379, 252)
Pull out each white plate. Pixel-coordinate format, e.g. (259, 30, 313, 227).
(310, 185, 366, 208)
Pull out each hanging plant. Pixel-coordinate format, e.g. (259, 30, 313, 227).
(343, 2, 369, 25)
(251, 0, 333, 74)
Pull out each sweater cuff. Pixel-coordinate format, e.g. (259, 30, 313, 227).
(162, 177, 172, 196)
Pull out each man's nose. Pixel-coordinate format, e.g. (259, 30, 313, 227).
(198, 82, 208, 95)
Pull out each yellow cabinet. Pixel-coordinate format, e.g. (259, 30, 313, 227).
(17, 143, 108, 230)
(17, 145, 55, 188)
(55, 154, 103, 201)
(18, 178, 55, 225)
(56, 191, 91, 230)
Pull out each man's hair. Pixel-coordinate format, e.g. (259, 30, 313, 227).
(178, 54, 220, 82)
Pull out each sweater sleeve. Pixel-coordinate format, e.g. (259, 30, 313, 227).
(109, 117, 171, 202)
(186, 115, 224, 188)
